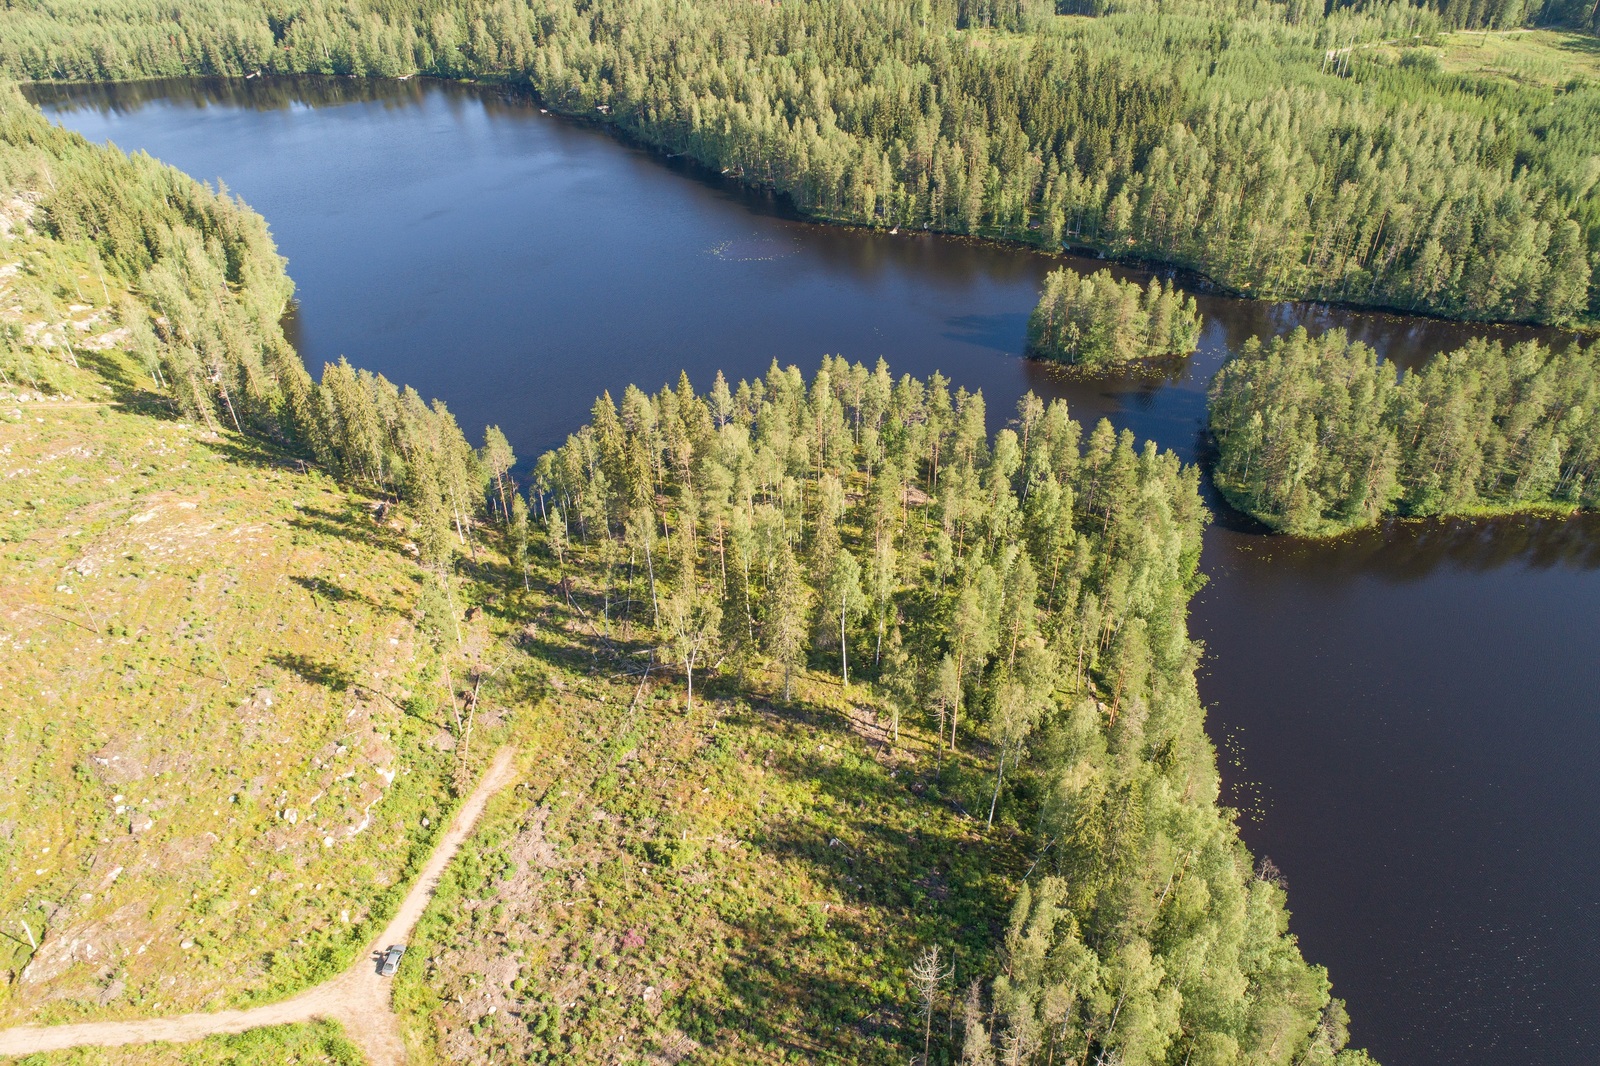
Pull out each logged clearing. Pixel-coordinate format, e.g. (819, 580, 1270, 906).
(0, 341, 514, 1028)
(391, 558, 1020, 1065)
(0, 376, 487, 1021)
(1397, 29, 1600, 88)
(0, 749, 520, 1065)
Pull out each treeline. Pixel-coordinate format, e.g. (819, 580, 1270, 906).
(0, 79, 496, 580)
(1027, 266, 1202, 367)
(1, 0, 1596, 325)
(1333, 0, 1599, 33)
(1208, 327, 1600, 535)
(532, 359, 1372, 1065)
(0, 78, 304, 435)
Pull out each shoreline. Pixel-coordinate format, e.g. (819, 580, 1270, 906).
(19, 71, 1599, 338)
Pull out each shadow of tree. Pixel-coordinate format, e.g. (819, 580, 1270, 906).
(662, 700, 1017, 1064)
(290, 573, 395, 614)
(289, 502, 408, 555)
(74, 348, 179, 415)
(269, 650, 357, 692)
(196, 431, 303, 471)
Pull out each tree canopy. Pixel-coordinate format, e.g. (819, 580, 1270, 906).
(1027, 265, 1203, 367)
(533, 358, 1374, 1064)
(1208, 326, 1600, 535)
(1, 0, 1596, 325)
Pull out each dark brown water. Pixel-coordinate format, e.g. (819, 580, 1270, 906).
(32, 77, 1600, 1065)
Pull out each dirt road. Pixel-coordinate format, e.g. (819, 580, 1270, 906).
(0, 747, 520, 1065)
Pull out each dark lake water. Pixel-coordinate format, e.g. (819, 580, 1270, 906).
(32, 77, 1600, 1065)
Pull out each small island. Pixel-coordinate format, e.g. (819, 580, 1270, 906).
(1025, 266, 1202, 368)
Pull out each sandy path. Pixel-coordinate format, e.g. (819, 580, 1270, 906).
(0, 747, 519, 1064)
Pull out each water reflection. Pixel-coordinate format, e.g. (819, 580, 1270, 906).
(1210, 510, 1600, 584)
(28, 74, 433, 114)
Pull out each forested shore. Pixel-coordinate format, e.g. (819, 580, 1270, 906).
(1, 0, 1597, 326)
(1208, 327, 1600, 535)
(2, 69, 1381, 1062)
(531, 361, 1373, 1065)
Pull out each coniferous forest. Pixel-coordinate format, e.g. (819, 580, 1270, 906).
(1208, 327, 1600, 535)
(0, 0, 1597, 325)
(5, 0, 1600, 1061)
(1, 75, 1379, 1062)
(1027, 266, 1203, 367)
(532, 360, 1370, 1065)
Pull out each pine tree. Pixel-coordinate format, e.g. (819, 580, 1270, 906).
(481, 425, 517, 525)
(765, 540, 810, 701)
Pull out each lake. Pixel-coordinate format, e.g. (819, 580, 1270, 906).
(32, 76, 1600, 1066)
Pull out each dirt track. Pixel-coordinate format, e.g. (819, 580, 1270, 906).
(0, 747, 520, 1064)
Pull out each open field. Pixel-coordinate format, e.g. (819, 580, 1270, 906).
(0, 365, 498, 1021)
(1381, 28, 1600, 88)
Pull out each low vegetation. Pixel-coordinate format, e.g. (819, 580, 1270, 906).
(1408, 27, 1600, 88)
(394, 630, 1016, 1065)
(1026, 266, 1202, 368)
(1207, 327, 1600, 536)
(0, 290, 511, 1023)
(0, 80, 526, 1028)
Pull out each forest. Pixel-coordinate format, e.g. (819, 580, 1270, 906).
(1026, 265, 1202, 367)
(1, 71, 1380, 1060)
(0, 0, 1597, 325)
(528, 359, 1372, 1065)
(1207, 327, 1600, 535)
